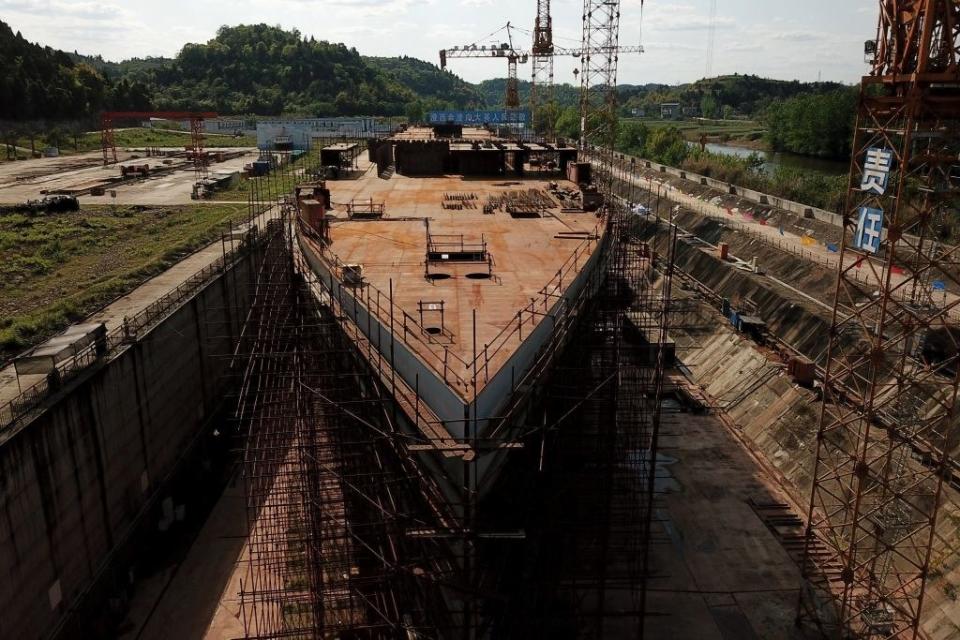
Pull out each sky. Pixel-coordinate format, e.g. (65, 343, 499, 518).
(1, 0, 879, 86)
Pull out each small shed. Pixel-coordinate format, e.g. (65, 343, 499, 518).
(320, 142, 360, 168)
(14, 323, 107, 377)
(660, 102, 681, 119)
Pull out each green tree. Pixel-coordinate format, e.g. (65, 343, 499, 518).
(645, 126, 689, 166)
(616, 120, 649, 156)
(555, 106, 580, 140)
(762, 89, 856, 159)
(700, 93, 719, 119)
(405, 99, 425, 123)
(68, 121, 87, 151)
(0, 123, 19, 159)
(533, 102, 561, 135)
(46, 126, 63, 150)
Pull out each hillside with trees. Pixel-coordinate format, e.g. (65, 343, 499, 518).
(476, 78, 580, 109)
(0, 20, 151, 120)
(619, 74, 850, 119)
(1, 22, 480, 122)
(1, 18, 856, 160)
(364, 56, 482, 119)
(139, 24, 477, 116)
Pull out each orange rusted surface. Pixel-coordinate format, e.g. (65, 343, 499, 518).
(315, 169, 605, 401)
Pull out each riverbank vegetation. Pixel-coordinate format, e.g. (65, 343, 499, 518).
(636, 118, 765, 146)
(613, 121, 847, 213)
(762, 89, 857, 159)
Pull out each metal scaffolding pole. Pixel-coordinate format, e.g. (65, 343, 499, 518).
(798, 2, 960, 638)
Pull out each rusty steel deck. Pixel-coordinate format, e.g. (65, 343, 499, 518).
(314, 170, 604, 404)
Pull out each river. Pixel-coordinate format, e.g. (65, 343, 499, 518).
(695, 142, 849, 176)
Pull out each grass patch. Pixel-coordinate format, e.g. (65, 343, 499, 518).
(0, 203, 247, 361)
(6, 127, 256, 159)
(629, 118, 766, 144)
(946, 583, 958, 601)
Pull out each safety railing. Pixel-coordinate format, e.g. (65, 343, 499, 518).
(300, 216, 606, 393)
(465, 220, 606, 385)
(587, 148, 960, 317)
(303, 232, 474, 393)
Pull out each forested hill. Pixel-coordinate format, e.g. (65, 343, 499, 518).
(623, 74, 849, 118)
(0, 21, 151, 120)
(477, 74, 850, 120)
(2, 20, 852, 125)
(141, 25, 478, 116)
(363, 56, 482, 112)
(1, 22, 480, 121)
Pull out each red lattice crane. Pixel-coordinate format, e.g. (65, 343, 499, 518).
(798, 2, 960, 638)
(100, 111, 218, 178)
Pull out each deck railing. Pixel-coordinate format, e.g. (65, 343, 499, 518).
(301, 215, 606, 395)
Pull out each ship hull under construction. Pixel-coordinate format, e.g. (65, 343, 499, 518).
(236, 128, 668, 637)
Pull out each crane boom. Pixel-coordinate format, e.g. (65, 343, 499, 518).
(440, 23, 528, 108)
(441, 43, 642, 60)
(439, 16, 643, 124)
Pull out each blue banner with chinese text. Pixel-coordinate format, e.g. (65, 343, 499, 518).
(427, 110, 530, 125)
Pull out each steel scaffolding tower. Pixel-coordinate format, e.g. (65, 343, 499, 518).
(484, 157, 676, 635)
(234, 212, 450, 637)
(798, 1, 960, 638)
(231, 140, 672, 638)
(578, 0, 623, 150)
(530, 0, 555, 133)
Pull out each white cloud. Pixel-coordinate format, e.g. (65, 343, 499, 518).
(643, 3, 735, 32)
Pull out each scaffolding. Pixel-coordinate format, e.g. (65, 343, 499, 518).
(578, 0, 622, 152)
(233, 212, 452, 637)
(486, 193, 676, 637)
(231, 140, 675, 637)
(797, 2, 960, 637)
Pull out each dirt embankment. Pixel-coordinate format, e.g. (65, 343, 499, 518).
(635, 207, 839, 364)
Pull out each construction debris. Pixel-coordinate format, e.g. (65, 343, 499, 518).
(487, 188, 556, 217)
(441, 192, 477, 210)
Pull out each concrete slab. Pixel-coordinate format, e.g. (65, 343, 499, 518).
(643, 403, 808, 639)
(117, 474, 247, 640)
(0, 149, 255, 205)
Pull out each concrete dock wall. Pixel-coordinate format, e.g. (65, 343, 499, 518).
(0, 251, 256, 640)
(676, 311, 960, 640)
